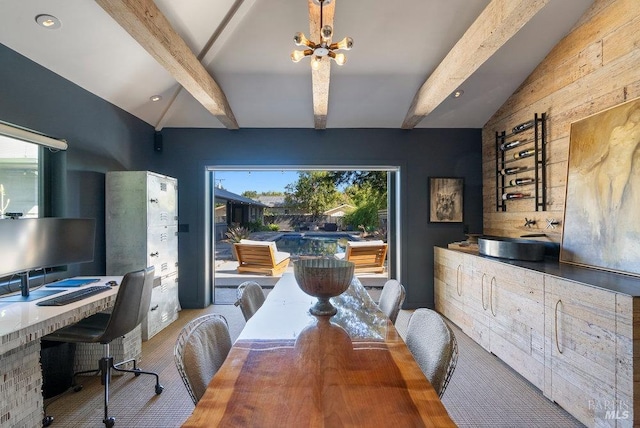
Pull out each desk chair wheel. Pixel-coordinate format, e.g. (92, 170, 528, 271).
(103, 416, 115, 428)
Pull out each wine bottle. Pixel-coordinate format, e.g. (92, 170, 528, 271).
(499, 139, 526, 151)
(509, 177, 535, 186)
(499, 166, 527, 175)
(512, 120, 535, 134)
(502, 192, 531, 200)
(513, 148, 536, 160)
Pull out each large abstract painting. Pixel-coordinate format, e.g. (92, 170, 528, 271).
(561, 97, 640, 276)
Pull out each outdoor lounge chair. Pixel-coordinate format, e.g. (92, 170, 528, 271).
(233, 239, 291, 276)
(335, 240, 388, 273)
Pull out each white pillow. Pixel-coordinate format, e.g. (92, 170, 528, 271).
(347, 240, 385, 247)
(274, 251, 290, 264)
(239, 239, 277, 252)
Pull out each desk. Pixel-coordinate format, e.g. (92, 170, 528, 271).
(0, 276, 121, 427)
(183, 274, 455, 427)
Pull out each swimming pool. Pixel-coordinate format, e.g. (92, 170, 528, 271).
(270, 232, 361, 257)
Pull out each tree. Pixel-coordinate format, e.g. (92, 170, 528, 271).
(241, 190, 258, 199)
(342, 182, 386, 231)
(285, 171, 342, 218)
(324, 171, 387, 199)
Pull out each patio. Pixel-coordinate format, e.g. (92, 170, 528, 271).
(213, 234, 388, 303)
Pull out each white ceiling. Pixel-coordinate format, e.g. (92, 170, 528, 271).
(0, 0, 593, 130)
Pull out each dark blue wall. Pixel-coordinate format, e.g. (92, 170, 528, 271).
(155, 128, 483, 309)
(0, 44, 154, 276)
(0, 43, 483, 309)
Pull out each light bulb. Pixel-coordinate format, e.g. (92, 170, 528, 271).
(291, 49, 312, 63)
(321, 25, 333, 41)
(330, 36, 353, 51)
(328, 51, 346, 66)
(311, 56, 322, 70)
(294, 32, 314, 48)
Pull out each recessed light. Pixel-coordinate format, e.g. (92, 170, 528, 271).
(150, 95, 162, 102)
(35, 14, 61, 30)
(452, 90, 464, 99)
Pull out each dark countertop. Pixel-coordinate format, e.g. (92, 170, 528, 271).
(441, 247, 640, 297)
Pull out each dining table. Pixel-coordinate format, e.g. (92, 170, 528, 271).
(182, 273, 456, 427)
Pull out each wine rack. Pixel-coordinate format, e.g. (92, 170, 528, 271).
(495, 113, 546, 212)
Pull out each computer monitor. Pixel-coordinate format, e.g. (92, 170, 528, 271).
(0, 218, 96, 297)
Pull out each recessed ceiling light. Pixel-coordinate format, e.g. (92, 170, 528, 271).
(150, 95, 162, 102)
(452, 90, 464, 99)
(35, 14, 61, 30)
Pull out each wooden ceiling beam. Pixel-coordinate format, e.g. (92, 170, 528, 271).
(96, 0, 239, 129)
(309, 0, 335, 129)
(401, 0, 550, 129)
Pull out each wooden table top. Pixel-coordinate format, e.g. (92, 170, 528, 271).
(182, 274, 455, 427)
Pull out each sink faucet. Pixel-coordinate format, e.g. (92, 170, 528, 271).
(546, 218, 560, 229)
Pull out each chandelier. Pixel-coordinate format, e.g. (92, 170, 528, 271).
(290, 0, 353, 69)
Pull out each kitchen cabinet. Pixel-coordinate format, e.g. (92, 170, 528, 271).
(106, 171, 180, 341)
(434, 247, 470, 333)
(615, 295, 637, 428)
(484, 257, 545, 389)
(434, 247, 638, 427)
(435, 248, 544, 387)
(545, 276, 618, 427)
(463, 257, 491, 351)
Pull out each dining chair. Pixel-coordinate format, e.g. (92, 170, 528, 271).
(405, 308, 458, 398)
(43, 267, 163, 428)
(174, 314, 232, 404)
(377, 279, 406, 323)
(234, 280, 266, 321)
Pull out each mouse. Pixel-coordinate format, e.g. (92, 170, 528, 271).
(106, 280, 118, 286)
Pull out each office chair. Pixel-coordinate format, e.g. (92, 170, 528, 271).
(174, 314, 232, 404)
(377, 279, 406, 323)
(234, 281, 265, 321)
(44, 267, 163, 428)
(405, 308, 458, 398)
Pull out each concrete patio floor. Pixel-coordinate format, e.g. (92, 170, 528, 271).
(213, 237, 388, 303)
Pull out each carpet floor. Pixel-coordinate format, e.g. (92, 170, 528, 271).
(45, 298, 584, 427)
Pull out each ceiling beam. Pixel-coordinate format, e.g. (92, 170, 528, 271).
(309, 0, 335, 129)
(96, 0, 239, 129)
(401, 0, 550, 129)
(154, 0, 252, 131)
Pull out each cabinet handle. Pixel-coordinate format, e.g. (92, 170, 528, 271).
(150, 251, 159, 257)
(456, 265, 462, 297)
(555, 299, 563, 354)
(481, 273, 488, 310)
(150, 198, 159, 203)
(490, 276, 497, 317)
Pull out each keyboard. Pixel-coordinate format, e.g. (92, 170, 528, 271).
(36, 285, 112, 306)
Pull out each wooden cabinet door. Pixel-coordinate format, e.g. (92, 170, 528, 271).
(464, 257, 492, 351)
(484, 258, 545, 389)
(615, 294, 636, 427)
(545, 276, 617, 427)
(434, 248, 469, 331)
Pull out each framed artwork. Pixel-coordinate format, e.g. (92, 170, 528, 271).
(561, 97, 640, 276)
(429, 177, 463, 223)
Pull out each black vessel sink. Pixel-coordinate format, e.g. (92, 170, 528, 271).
(478, 236, 547, 262)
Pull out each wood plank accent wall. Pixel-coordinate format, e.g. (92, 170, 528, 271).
(482, 0, 640, 241)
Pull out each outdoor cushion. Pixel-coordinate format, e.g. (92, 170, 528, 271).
(347, 240, 385, 247)
(240, 239, 278, 252)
